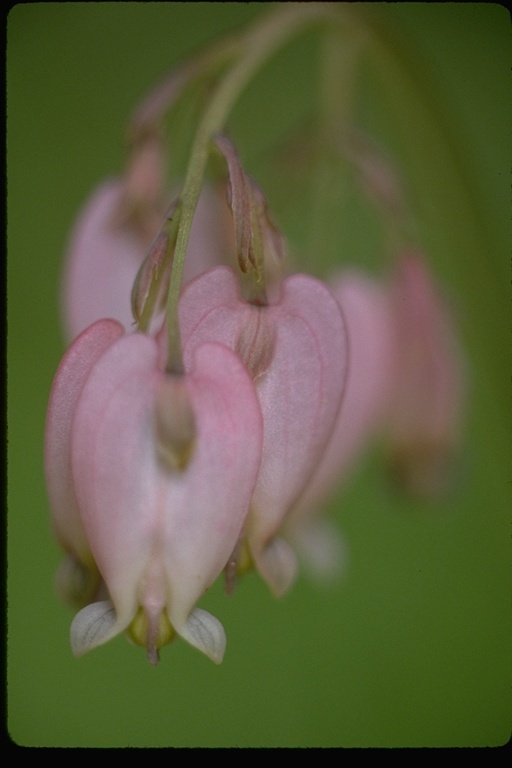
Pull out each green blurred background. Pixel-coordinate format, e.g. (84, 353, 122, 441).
(7, 3, 510, 747)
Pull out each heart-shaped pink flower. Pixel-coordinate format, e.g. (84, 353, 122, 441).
(179, 265, 348, 595)
(45, 321, 263, 663)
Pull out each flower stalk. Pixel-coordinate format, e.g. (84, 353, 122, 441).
(164, 2, 346, 372)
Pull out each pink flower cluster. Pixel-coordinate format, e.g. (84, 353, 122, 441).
(45, 72, 464, 668)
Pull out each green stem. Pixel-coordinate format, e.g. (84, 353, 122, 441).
(318, 24, 364, 146)
(129, 35, 242, 143)
(307, 24, 365, 263)
(165, 2, 345, 373)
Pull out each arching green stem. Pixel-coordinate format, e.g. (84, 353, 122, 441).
(164, 2, 346, 373)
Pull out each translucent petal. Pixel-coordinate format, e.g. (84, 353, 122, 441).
(255, 537, 298, 597)
(70, 600, 118, 657)
(287, 519, 348, 585)
(176, 608, 226, 664)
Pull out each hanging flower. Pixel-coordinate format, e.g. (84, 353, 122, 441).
(179, 264, 349, 596)
(385, 252, 465, 497)
(45, 319, 263, 664)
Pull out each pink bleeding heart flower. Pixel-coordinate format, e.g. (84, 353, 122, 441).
(386, 252, 465, 496)
(179, 265, 348, 596)
(62, 179, 235, 341)
(45, 320, 263, 664)
(285, 269, 398, 579)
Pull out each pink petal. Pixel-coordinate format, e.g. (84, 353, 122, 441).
(159, 342, 263, 627)
(62, 180, 235, 341)
(179, 265, 348, 594)
(44, 319, 124, 565)
(71, 332, 263, 655)
(62, 180, 148, 340)
(386, 253, 465, 495)
(290, 269, 397, 525)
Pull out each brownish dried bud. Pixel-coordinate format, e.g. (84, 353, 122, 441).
(235, 311, 276, 381)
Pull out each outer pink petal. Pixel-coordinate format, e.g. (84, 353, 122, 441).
(71, 333, 159, 630)
(290, 269, 397, 524)
(160, 342, 263, 629)
(62, 180, 146, 340)
(249, 275, 347, 533)
(179, 266, 348, 593)
(44, 319, 124, 563)
(71, 332, 263, 646)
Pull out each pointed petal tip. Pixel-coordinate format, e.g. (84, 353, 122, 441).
(70, 600, 119, 658)
(290, 519, 348, 585)
(254, 537, 298, 598)
(175, 608, 226, 664)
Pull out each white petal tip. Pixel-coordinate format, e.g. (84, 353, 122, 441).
(292, 520, 348, 584)
(255, 537, 298, 597)
(177, 608, 226, 664)
(70, 600, 118, 657)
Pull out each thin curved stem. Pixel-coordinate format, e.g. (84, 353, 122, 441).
(164, 2, 346, 373)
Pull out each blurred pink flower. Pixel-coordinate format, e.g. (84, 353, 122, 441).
(386, 252, 465, 496)
(61, 180, 234, 341)
(286, 269, 398, 578)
